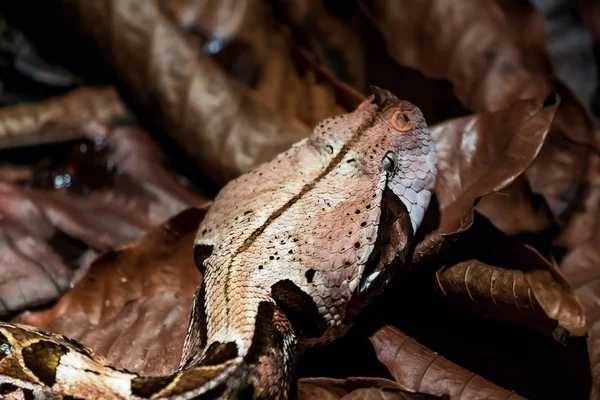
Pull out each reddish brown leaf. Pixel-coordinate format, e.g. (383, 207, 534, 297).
(0, 120, 209, 315)
(475, 176, 554, 235)
(0, 86, 127, 149)
(17, 207, 205, 328)
(61, 0, 318, 184)
(362, 0, 597, 150)
(45, 291, 193, 376)
(363, 0, 595, 224)
(297, 377, 444, 400)
(521, 247, 587, 337)
(430, 95, 559, 234)
(436, 252, 587, 338)
(525, 127, 591, 222)
(362, 0, 547, 113)
(276, 0, 367, 90)
(436, 261, 546, 328)
(0, 208, 94, 316)
(370, 326, 525, 399)
(560, 150, 600, 397)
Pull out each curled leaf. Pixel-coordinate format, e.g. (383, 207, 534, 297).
(0, 86, 127, 149)
(435, 256, 586, 338)
(435, 215, 586, 337)
(297, 377, 445, 400)
(521, 246, 587, 337)
(370, 325, 525, 399)
(431, 95, 559, 234)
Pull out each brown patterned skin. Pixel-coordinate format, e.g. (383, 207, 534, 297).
(183, 88, 437, 397)
(0, 88, 436, 399)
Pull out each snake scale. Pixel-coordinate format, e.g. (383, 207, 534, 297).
(0, 88, 437, 399)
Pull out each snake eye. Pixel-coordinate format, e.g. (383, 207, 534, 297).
(382, 151, 397, 173)
(391, 111, 412, 132)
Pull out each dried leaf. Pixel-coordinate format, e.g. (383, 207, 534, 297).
(525, 127, 590, 222)
(559, 150, 600, 397)
(435, 215, 586, 337)
(475, 176, 554, 235)
(0, 86, 127, 149)
(370, 325, 525, 399)
(46, 291, 192, 376)
(0, 208, 93, 316)
(276, 0, 367, 90)
(16, 207, 205, 328)
(556, 152, 600, 250)
(435, 255, 586, 338)
(0, 126, 207, 315)
(297, 377, 445, 400)
(161, 0, 350, 121)
(430, 95, 559, 234)
(362, 0, 596, 150)
(522, 246, 587, 337)
(362, 0, 596, 225)
(362, 0, 547, 113)
(61, 0, 314, 184)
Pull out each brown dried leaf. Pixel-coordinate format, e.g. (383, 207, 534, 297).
(16, 207, 205, 328)
(556, 151, 600, 250)
(0, 86, 127, 149)
(297, 377, 445, 400)
(46, 291, 192, 376)
(370, 325, 524, 399)
(525, 127, 591, 222)
(522, 247, 587, 337)
(276, 0, 367, 90)
(0, 125, 207, 315)
(362, 0, 596, 149)
(62, 0, 314, 184)
(434, 214, 586, 337)
(362, 0, 595, 224)
(436, 261, 545, 326)
(362, 0, 546, 113)
(475, 176, 554, 235)
(0, 206, 95, 316)
(559, 150, 600, 397)
(430, 95, 559, 234)
(436, 254, 586, 338)
(162, 0, 349, 121)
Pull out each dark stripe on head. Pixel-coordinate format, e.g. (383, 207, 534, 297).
(22, 340, 68, 386)
(271, 280, 327, 338)
(131, 375, 173, 398)
(199, 342, 238, 367)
